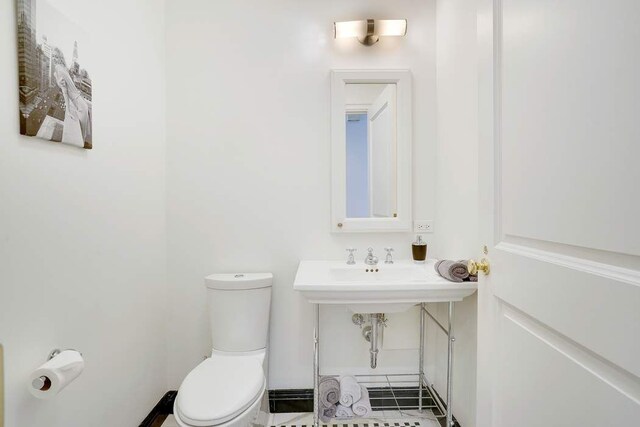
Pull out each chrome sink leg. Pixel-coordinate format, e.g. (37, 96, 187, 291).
(446, 302, 455, 427)
(313, 304, 320, 427)
(419, 303, 425, 412)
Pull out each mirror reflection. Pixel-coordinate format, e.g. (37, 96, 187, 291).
(345, 83, 397, 218)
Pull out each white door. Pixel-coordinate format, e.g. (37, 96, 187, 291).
(368, 85, 397, 218)
(477, 1, 640, 426)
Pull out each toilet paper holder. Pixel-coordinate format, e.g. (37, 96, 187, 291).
(31, 348, 82, 391)
(47, 348, 82, 361)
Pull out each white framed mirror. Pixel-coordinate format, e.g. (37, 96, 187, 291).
(331, 70, 412, 233)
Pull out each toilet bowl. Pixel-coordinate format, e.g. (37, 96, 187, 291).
(173, 273, 272, 427)
(173, 350, 266, 427)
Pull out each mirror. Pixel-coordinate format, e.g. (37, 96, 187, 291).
(345, 83, 397, 219)
(331, 70, 412, 232)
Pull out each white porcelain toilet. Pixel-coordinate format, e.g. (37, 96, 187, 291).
(173, 273, 272, 427)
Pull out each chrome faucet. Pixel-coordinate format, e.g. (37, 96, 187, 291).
(346, 248, 357, 265)
(384, 247, 394, 264)
(364, 247, 379, 266)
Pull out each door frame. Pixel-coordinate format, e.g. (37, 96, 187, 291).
(345, 107, 371, 218)
(367, 84, 397, 219)
(476, 0, 498, 426)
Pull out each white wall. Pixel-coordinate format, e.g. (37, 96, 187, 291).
(0, 0, 167, 426)
(0, 0, 483, 424)
(428, 0, 479, 426)
(164, 0, 437, 389)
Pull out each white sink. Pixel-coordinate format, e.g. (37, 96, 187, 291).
(294, 259, 477, 313)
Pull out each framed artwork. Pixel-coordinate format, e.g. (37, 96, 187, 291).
(17, 0, 93, 149)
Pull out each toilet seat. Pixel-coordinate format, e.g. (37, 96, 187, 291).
(175, 353, 265, 426)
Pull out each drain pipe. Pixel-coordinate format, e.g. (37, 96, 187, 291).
(358, 314, 386, 369)
(370, 314, 381, 369)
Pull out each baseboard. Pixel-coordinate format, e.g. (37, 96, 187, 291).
(141, 388, 459, 427)
(427, 388, 462, 427)
(139, 390, 177, 427)
(269, 389, 315, 413)
(269, 388, 460, 427)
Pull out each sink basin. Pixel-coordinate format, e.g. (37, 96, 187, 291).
(294, 259, 477, 313)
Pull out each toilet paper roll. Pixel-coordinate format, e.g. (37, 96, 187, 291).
(28, 350, 84, 399)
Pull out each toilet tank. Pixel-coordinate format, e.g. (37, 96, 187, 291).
(205, 273, 272, 352)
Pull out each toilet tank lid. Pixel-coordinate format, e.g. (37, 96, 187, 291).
(205, 273, 273, 290)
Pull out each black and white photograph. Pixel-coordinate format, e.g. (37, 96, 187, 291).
(17, 0, 93, 149)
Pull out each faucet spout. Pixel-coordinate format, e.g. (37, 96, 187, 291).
(365, 247, 379, 266)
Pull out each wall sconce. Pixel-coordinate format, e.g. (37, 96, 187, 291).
(334, 19, 407, 46)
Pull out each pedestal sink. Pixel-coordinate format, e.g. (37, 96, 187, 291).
(294, 259, 477, 313)
(296, 259, 478, 427)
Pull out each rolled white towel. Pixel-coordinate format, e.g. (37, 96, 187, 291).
(339, 375, 361, 406)
(319, 376, 340, 407)
(335, 404, 355, 419)
(352, 385, 372, 417)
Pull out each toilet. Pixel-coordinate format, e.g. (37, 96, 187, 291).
(173, 273, 272, 427)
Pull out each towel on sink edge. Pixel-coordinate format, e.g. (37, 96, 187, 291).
(435, 259, 469, 282)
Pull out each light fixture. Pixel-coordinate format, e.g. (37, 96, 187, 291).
(334, 19, 407, 46)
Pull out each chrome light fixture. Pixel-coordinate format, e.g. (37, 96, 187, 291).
(334, 19, 407, 46)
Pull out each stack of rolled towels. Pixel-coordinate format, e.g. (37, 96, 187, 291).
(435, 259, 477, 282)
(319, 375, 372, 421)
(319, 377, 340, 421)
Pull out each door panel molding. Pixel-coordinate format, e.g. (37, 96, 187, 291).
(499, 302, 640, 406)
(503, 234, 640, 271)
(495, 246, 640, 377)
(491, 0, 504, 248)
(495, 303, 640, 427)
(497, 242, 640, 286)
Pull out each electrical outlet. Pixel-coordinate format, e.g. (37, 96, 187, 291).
(414, 220, 434, 233)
